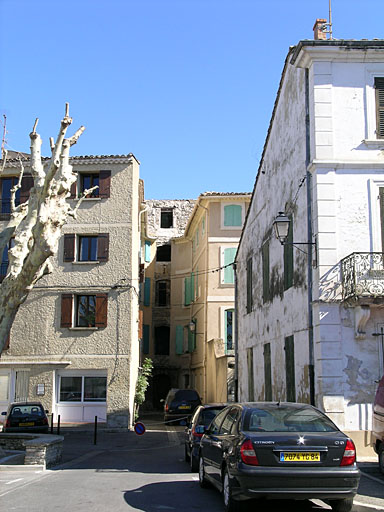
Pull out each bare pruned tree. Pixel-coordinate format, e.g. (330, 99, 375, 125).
(0, 104, 93, 354)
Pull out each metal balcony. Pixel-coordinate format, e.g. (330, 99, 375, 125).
(341, 252, 384, 301)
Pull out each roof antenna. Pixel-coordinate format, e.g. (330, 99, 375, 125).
(1, 114, 7, 160)
(328, 0, 333, 40)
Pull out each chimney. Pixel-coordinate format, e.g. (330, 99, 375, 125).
(313, 19, 327, 40)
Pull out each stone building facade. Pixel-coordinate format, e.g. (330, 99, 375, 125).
(0, 154, 141, 429)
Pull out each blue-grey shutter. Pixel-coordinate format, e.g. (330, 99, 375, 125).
(184, 276, 191, 306)
(224, 205, 242, 226)
(223, 248, 236, 284)
(144, 241, 151, 262)
(175, 325, 183, 355)
(144, 278, 151, 306)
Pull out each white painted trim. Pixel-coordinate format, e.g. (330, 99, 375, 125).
(365, 68, 384, 140)
(207, 296, 235, 302)
(368, 178, 384, 252)
(208, 237, 241, 243)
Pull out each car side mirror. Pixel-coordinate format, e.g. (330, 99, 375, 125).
(45, 410, 49, 413)
(160, 399, 165, 403)
(1, 411, 6, 416)
(195, 425, 206, 434)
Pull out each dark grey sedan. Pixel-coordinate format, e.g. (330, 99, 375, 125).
(198, 402, 360, 512)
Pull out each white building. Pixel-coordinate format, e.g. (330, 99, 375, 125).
(236, 27, 384, 454)
(0, 154, 141, 429)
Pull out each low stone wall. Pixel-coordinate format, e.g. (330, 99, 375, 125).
(0, 433, 64, 468)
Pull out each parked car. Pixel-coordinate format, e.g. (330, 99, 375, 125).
(198, 402, 360, 512)
(1, 402, 50, 433)
(162, 388, 201, 425)
(373, 374, 384, 473)
(185, 403, 228, 472)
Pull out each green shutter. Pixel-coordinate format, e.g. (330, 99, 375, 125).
(144, 278, 151, 306)
(175, 325, 184, 355)
(375, 77, 384, 138)
(224, 204, 242, 226)
(184, 276, 191, 306)
(285, 336, 296, 402)
(191, 272, 195, 301)
(223, 248, 236, 284)
(262, 241, 270, 302)
(263, 343, 272, 401)
(143, 325, 150, 354)
(188, 329, 195, 352)
(144, 241, 151, 262)
(246, 257, 253, 313)
(195, 267, 198, 297)
(284, 216, 293, 290)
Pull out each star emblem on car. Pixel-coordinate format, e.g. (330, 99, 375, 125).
(297, 435, 305, 445)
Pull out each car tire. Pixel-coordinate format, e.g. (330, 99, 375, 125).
(329, 498, 354, 512)
(223, 468, 242, 512)
(190, 451, 198, 472)
(379, 444, 384, 475)
(184, 444, 190, 462)
(198, 455, 209, 488)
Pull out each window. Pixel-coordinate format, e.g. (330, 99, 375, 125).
(0, 239, 15, 282)
(160, 209, 173, 228)
(63, 233, 109, 262)
(156, 280, 169, 307)
(60, 293, 108, 328)
(375, 77, 384, 138)
(262, 241, 270, 303)
(263, 343, 272, 401)
(154, 325, 170, 355)
(223, 204, 243, 227)
(246, 257, 253, 313)
(188, 321, 196, 352)
(175, 325, 184, 355)
(0, 374, 9, 401)
(285, 336, 296, 402)
(284, 215, 293, 290)
(142, 324, 150, 354)
(184, 273, 195, 305)
(71, 171, 111, 199)
(224, 309, 234, 353)
(220, 407, 239, 434)
(59, 375, 107, 402)
(156, 244, 171, 262)
(144, 277, 151, 306)
(222, 247, 236, 284)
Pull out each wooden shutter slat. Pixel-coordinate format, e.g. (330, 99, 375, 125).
(99, 171, 111, 198)
(61, 294, 73, 328)
(63, 234, 75, 262)
(95, 293, 108, 328)
(70, 181, 77, 199)
(97, 233, 109, 262)
(19, 176, 34, 204)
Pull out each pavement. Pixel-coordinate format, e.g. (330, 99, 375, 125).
(1, 412, 384, 511)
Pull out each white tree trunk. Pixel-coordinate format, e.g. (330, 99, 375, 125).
(0, 104, 86, 354)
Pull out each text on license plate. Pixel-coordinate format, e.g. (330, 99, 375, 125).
(179, 405, 191, 410)
(19, 422, 34, 427)
(280, 452, 320, 462)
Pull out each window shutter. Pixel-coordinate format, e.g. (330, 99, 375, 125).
(190, 272, 195, 301)
(19, 175, 34, 204)
(284, 216, 293, 290)
(246, 257, 253, 314)
(263, 343, 272, 401)
(144, 241, 151, 262)
(285, 336, 296, 402)
(63, 234, 75, 262)
(380, 188, 384, 253)
(70, 181, 77, 199)
(61, 294, 73, 328)
(188, 329, 195, 353)
(138, 310, 143, 339)
(262, 241, 270, 303)
(224, 204, 242, 227)
(97, 233, 109, 262)
(375, 77, 384, 138)
(175, 325, 183, 355)
(95, 293, 108, 328)
(142, 324, 150, 354)
(223, 247, 236, 284)
(184, 276, 191, 306)
(99, 170, 111, 198)
(144, 278, 151, 306)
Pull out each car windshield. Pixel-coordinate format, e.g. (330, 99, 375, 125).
(11, 405, 44, 417)
(200, 408, 223, 427)
(174, 390, 198, 401)
(243, 405, 338, 433)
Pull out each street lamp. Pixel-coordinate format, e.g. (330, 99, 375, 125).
(273, 212, 291, 245)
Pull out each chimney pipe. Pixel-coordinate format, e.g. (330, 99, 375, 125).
(313, 19, 327, 40)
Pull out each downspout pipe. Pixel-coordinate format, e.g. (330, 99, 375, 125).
(305, 67, 315, 407)
(234, 261, 239, 402)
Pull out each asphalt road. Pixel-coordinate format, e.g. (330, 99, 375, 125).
(0, 421, 382, 512)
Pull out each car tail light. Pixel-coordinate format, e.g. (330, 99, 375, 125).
(340, 439, 356, 466)
(42, 417, 49, 426)
(191, 426, 203, 439)
(165, 404, 169, 412)
(240, 439, 259, 466)
(5, 418, 10, 428)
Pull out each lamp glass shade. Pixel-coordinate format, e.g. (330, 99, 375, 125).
(189, 321, 196, 332)
(273, 212, 290, 244)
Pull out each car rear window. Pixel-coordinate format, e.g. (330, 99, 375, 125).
(174, 390, 199, 400)
(243, 405, 338, 433)
(11, 405, 44, 417)
(201, 408, 223, 427)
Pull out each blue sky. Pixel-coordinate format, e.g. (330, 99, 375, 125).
(0, 0, 382, 199)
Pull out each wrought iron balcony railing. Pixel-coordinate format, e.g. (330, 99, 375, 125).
(341, 252, 384, 301)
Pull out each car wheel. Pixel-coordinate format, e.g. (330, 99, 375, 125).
(223, 468, 242, 512)
(198, 456, 209, 488)
(379, 444, 384, 475)
(184, 444, 190, 462)
(329, 498, 354, 512)
(190, 451, 198, 472)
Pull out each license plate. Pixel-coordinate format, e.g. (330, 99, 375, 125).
(280, 452, 320, 462)
(19, 422, 34, 427)
(179, 405, 191, 410)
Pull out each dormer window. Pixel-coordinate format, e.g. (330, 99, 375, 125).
(160, 209, 173, 228)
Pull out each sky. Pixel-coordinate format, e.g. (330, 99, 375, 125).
(0, 0, 382, 199)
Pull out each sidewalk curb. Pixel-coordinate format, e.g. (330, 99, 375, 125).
(354, 501, 384, 511)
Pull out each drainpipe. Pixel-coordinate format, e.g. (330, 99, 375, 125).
(305, 68, 315, 406)
(234, 261, 239, 402)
